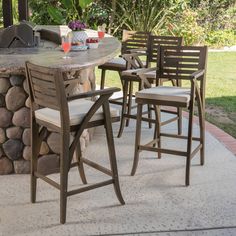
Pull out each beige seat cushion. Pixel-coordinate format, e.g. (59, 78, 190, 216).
(136, 86, 191, 104)
(100, 58, 127, 69)
(122, 69, 156, 78)
(35, 99, 119, 127)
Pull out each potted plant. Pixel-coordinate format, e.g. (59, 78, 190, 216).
(68, 20, 88, 45)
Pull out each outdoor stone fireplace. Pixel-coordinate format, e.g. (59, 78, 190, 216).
(0, 71, 94, 175)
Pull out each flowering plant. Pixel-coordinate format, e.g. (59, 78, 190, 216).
(68, 20, 86, 31)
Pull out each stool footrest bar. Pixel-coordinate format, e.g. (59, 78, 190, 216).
(81, 157, 112, 176)
(35, 172, 60, 190)
(67, 179, 114, 197)
(139, 145, 187, 156)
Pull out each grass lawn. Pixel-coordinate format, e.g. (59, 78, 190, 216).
(95, 51, 236, 138)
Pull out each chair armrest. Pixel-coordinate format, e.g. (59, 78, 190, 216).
(134, 67, 157, 76)
(126, 47, 147, 53)
(67, 87, 120, 101)
(190, 69, 205, 79)
(122, 52, 147, 60)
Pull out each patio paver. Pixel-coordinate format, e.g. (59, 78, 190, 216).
(0, 114, 236, 236)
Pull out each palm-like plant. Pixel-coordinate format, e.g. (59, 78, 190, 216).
(113, 0, 169, 34)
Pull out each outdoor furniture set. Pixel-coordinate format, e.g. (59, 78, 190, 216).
(24, 30, 208, 224)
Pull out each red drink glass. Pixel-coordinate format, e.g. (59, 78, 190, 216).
(98, 31, 105, 39)
(61, 35, 71, 59)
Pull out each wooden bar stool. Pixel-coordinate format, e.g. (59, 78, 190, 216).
(117, 36, 183, 138)
(25, 61, 125, 224)
(98, 30, 150, 90)
(132, 45, 208, 186)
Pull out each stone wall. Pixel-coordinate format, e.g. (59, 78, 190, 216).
(0, 73, 94, 175)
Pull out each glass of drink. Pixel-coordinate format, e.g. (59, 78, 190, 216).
(97, 25, 105, 40)
(61, 35, 71, 59)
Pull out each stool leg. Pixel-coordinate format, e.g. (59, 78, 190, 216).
(103, 101, 125, 205)
(154, 105, 161, 159)
(131, 103, 143, 176)
(126, 81, 133, 127)
(31, 119, 40, 203)
(177, 108, 182, 135)
(147, 105, 152, 128)
(75, 144, 87, 184)
(117, 79, 129, 138)
(197, 97, 205, 166)
(186, 97, 195, 186)
(100, 69, 106, 89)
(60, 134, 70, 224)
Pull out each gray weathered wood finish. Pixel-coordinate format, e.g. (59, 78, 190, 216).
(132, 45, 208, 186)
(25, 61, 125, 224)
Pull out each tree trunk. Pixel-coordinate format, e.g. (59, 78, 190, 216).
(108, 0, 116, 35)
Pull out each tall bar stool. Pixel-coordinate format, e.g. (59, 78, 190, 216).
(99, 30, 151, 90)
(117, 36, 183, 138)
(132, 45, 208, 186)
(25, 61, 125, 224)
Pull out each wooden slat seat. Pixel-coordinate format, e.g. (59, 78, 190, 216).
(35, 98, 120, 127)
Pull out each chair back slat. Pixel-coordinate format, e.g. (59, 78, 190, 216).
(158, 46, 208, 81)
(148, 35, 183, 63)
(121, 30, 150, 54)
(25, 61, 66, 111)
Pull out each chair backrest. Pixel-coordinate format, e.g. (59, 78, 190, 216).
(121, 30, 151, 54)
(25, 61, 69, 125)
(157, 46, 208, 100)
(148, 36, 183, 63)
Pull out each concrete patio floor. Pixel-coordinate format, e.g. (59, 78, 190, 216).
(0, 111, 236, 236)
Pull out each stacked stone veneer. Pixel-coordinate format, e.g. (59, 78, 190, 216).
(0, 74, 93, 175)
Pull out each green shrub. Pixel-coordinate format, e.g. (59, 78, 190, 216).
(159, 7, 205, 45)
(84, 2, 110, 29)
(205, 30, 236, 48)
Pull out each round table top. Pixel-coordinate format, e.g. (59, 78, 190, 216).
(0, 26, 121, 75)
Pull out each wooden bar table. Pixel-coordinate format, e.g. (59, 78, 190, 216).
(0, 25, 121, 175)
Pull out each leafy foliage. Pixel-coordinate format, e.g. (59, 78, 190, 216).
(26, 0, 236, 47)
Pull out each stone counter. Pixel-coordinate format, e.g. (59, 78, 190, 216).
(0, 26, 120, 174)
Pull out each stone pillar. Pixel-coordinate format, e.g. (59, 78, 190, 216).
(0, 69, 95, 175)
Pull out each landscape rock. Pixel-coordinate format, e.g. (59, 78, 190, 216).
(22, 128, 31, 146)
(0, 157, 13, 174)
(23, 146, 31, 161)
(80, 137, 86, 152)
(0, 128, 6, 143)
(3, 139, 24, 161)
(37, 154, 60, 176)
(6, 126, 23, 139)
(10, 75, 25, 86)
(39, 141, 50, 155)
(47, 133, 60, 154)
(0, 108, 12, 127)
(5, 87, 26, 111)
(23, 79, 29, 93)
(0, 147, 3, 158)
(12, 107, 30, 127)
(14, 160, 30, 174)
(0, 94, 5, 107)
(25, 97, 30, 108)
(0, 78, 10, 93)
